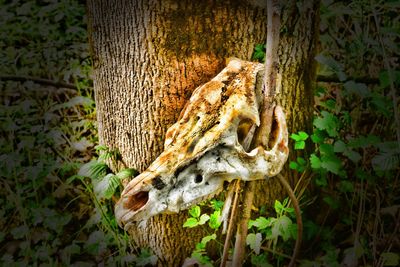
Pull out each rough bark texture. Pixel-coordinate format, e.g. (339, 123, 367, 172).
(87, 0, 319, 265)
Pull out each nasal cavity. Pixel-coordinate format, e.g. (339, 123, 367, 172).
(237, 118, 254, 151)
(194, 174, 203, 183)
(268, 115, 279, 150)
(123, 191, 149, 211)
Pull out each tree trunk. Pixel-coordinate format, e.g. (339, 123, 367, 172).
(86, 0, 319, 265)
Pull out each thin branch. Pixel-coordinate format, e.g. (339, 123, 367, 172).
(232, 0, 281, 265)
(220, 181, 241, 267)
(0, 75, 78, 89)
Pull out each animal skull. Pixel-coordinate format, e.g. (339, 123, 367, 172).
(115, 58, 289, 229)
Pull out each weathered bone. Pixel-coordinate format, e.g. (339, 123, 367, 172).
(115, 58, 289, 229)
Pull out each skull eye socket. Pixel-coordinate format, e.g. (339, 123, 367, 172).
(194, 174, 203, 183)
(123, 191, 149, 211)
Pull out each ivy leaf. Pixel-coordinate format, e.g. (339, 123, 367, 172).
(315, 174, 328, 187)
(320, 99, 337, 110)
(189, 206, 201, 218)
(274, 200, 284, 214)
(248, 217, 270, 230)
(291, 157, 307, 172)
(210, 199, 224, 211)
(290, 131, 309, 141)
(270, 215, 292, 241)
(321, 154, 344, 176)
(116, 168, 138, 180)
(372, 150, 400, 171)
(343, 81, 370, 98)
(333, 140, 346, 153)
(370, 92, 392, 118)
(251, 254, 273, 267)
(252, 44, 266, 62)
(310, 154, 322, 169)
(93, 173, 120, 199)
(183, 218, 199, 228)
(209, 210, 221, 230)
(323, 196, 340, 209)
(198, 214, 210, 225)
(347, 135, 380, 148)
(11, 225, 29, 239)
(294, 141, 306, 150)
(78, 160, 108, 180)
(311, 129, 327, 144)
(343, 149, 362, 163)
(202, 233, 216, 244)
(246, 233, 262, 254)
(381, 252, 399, 266)
(338, 180, 354, 193)
(315, 54, 347, 81)
(291, 131, 308, 150)
(314, 111, 340, 137)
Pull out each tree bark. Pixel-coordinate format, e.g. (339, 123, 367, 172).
(87, 0, 319, 265)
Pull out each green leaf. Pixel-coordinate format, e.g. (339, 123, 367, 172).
(183, 218, 199, 228)
(209, 210, 221, 229)
(189, 206, 201, 218)
(198, 214, 210, 225)
(311, 129, 327, 144)
(315, 86, 327, 97)
(116, 168, 139, 180)
(270, 215, 292, 241)
(347, 135, 380, 148)
(297, 157, 306, 165)
(290, 157, 307, 172)
(93, 173, 120, 199)
(210, 199, 224, 211)
(310, 154, 322, 169)
(274, 200, 284, 214)
(343, 81, 370, 98)
(333, 140, 346, 153)
(78, 160, 108, 180)
(314, 111, 340, 137)
(289, 161, 299, 170)
(201, 234, 216, 245)
(323, 196, 340, 209)
(320, 99, 337, 110)
(294, 141, 306, 150)
(290, 131, 309, 141)
(246, 233, 262, 254)
(136, 248, 158, 267)
(338, 180, 354, 193)
(11, 225, 29, 239)
(251, 254, 273, 267)
(372, 150, 400, 171)
(343, 149, 362, 163)
(248, 216, 270, 230)
(252, 44, 266, 62)
(315, 54, 347, 81)
(321, 154, 344, 176)
(381, 252, 399, 266)
(315, 174, 328, 187)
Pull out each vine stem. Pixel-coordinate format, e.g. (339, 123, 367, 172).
(276, 173, 303, 267)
